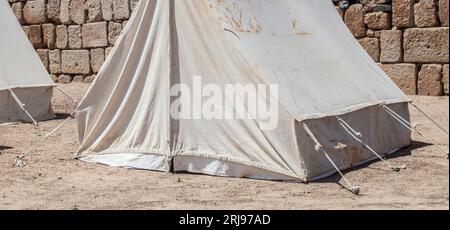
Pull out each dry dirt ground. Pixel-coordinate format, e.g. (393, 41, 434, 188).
(0, 83, 448, 210)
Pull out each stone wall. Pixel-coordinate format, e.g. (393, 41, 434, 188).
(334, 0, 449, 96)
(8, 0, 139, 84)
(7, 0, 450, 96)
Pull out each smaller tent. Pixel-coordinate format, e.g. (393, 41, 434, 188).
(0, 1, 55, 124)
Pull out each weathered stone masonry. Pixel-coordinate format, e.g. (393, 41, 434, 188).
(7, 0, 450, 96)
(7, 0, 140, 84)
(335, 0, 449, 96)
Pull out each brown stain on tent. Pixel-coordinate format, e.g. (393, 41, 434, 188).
(210, 0, 263, 34)
(296, 32, 312, 37)
(270, 32, 312, 37)
(333, 142, 362, 164)
(193, 1, 264, 86)
(207, 1, 314, 36)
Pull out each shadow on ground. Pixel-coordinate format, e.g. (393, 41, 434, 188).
(0, 146, 13, 151)
(316, 140, 432, 192)
(55, 113, 72, 120)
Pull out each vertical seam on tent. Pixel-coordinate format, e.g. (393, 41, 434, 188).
(292, 119, 308, 180)
(168, 0, 180, 164)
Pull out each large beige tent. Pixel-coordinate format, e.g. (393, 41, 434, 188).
(0, 1, 54, 124)
(75, 0, 411, 183)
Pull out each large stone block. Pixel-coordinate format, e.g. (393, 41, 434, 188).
(418, 64, 443, 96)
(414, 0, 439, 27)
(392, 0, 415, 27)
(58, 75, 72, 84)
(101, 0, 113, 21)
(113, 0, 130, 20)
(380, 30, 403, 63)
(72, 75, 85, 83)
(68, 25, 82, 49)
(440, 0, 449, 26)
(47, 0, 61, 23)
(345, 4, 367, 38)
(23, 0, 47, 24)
(49, 49, 61, 74)
(364, 12, 391, 30)
(108, 22, 122, 45)
(404, 28, 449, 63)
(86, 0, 103, 22)
(37, 49, 49, 71)
(60, 0, 72, 24)
(11, 2, 24, 25)
(90, 48, 105, 73)
(28, 25, 44, 49)
(70, 0, 87, 25)
(82, 22, 108, 48)
(130, 0, 140, 11)
(358, 37, 380, 62)
(380, 64, 417, 95)
(61, 50, 90, 74)
(443, 64, 449, 95)
(56, 25, 68, 49)
(42, 24, 56, 49)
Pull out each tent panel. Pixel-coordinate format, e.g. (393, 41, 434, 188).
(171, 0, 304, 178)
(81, 153, 170, 172)
(206, 0, 409, 120)
(174, 155, 298, 181)
(0, 1, 53, 90)
(299, 102, 411, 181)
(76, 0, 171, 158)
(0, 87, 55, 123)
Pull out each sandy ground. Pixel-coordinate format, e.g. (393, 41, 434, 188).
(0, 83, 448, 210)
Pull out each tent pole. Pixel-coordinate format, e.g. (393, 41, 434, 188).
(303, 123, 360, 195)
(409, 102, 449, 135)
(16, 116, 73, 167)
(336, 117, 406, 171)
(382, 105, 449, 157)
(8, 89, 38, 126)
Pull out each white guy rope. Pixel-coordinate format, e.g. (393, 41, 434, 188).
(382, 105, 449, 157)
(8, 89, 38, 126)
(303, 123, 360, 195)
(410, 102, 449, 135)
(337, 117, 406, 171)
(14, 86, 80, 166)
(55, 86, 78, 104)
(0, 122, 20, 127)
(16, 116, 73, 166)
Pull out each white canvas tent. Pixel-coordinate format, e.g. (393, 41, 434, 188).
(0, 1, 55, 124)
(75, 0, 412, 183)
